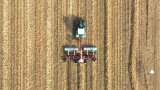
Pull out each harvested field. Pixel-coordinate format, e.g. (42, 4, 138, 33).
(0, 0, 160, 90)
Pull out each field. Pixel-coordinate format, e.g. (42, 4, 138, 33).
(0, 0, 160, 90)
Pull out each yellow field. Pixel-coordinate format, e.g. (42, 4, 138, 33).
(0, 0, 160, 90)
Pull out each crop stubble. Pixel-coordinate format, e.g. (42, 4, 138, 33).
(0, 0, 160, 90)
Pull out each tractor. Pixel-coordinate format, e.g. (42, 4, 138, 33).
(74, 19, 86, 38)
(64, 19, 97, 63)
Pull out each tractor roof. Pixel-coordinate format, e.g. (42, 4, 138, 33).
(78, 28, 85, 34)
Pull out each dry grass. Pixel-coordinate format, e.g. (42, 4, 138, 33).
(0, 0, 160, 90)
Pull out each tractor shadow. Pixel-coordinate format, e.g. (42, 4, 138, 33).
(63, 15, 84, 42)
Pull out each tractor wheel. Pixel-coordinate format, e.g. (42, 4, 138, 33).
(63, 57, 66, 59)
(75, 60, 78, 63)
(84, 60, 87, 63)
(92, 58, 96, 61)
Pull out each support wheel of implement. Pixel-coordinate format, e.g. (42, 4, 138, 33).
(66, 57, 70, 61)
(64, 57, 67, 62)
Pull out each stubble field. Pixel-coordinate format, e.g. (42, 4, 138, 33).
(0, 0, 160, 90)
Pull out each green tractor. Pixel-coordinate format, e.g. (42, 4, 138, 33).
(74, 19, 86, 38)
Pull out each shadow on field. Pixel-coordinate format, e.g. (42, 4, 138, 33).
(63, 15, 84, 42)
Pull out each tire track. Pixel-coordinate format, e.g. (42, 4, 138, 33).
(16, 0, 25, 89)
(67, 61, 71, 90)
(10, 0, 16, 89)
(136, 0, 149, 90)
(121, 0, 132, 89)
(128, 0, 135, 90)
(65, 0, 72, 90)
(78, 0, 87, 89)
(128, 0, 143, 89)
(103, 0, 108, 89)
(16, 0, 26, 89)
(124, 0, 133, 89)
(98, 0, 105, 89)
(71, 0, 79, 90)
(57, 0, 63, 88)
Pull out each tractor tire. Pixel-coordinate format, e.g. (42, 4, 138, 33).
(84, 60, 87, 63)
(92, 58, 96, 61)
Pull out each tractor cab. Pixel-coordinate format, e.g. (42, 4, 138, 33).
(75, 20, 86, 38)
